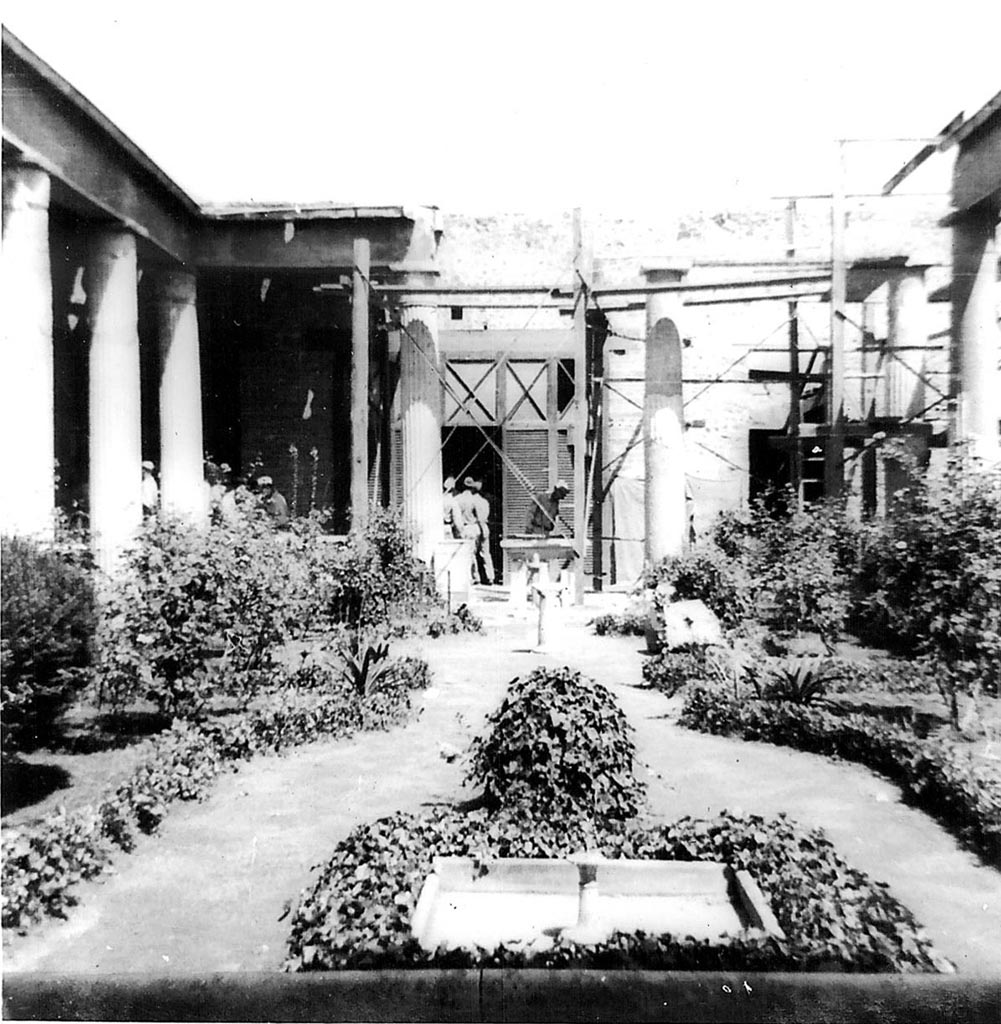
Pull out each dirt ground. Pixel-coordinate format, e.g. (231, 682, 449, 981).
(4, 600, 1000, 976)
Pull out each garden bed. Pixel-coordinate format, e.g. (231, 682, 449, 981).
(1, 655, 432, 933)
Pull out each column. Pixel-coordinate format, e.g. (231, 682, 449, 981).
(399, 300, 443, 564)
(350, 238, 371, 530)
(88, 228, 142, 572)
(643, 262, 689, 566)
(1, 165, 54, 538)
(952, 209, 1001, 467)
(156, 269, 206, 523)
(886, 267, 928, 418)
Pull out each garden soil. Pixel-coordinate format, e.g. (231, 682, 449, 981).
(4, 602, 1000, 975)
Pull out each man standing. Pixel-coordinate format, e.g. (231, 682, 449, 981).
(471, 479, 497, 584)
(526, 479, 569, 535)
(442, 476, 462, 538)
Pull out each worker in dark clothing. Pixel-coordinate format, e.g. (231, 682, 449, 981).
(526, 479, 569, 535)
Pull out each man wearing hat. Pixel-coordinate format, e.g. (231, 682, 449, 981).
(526, 479, 569, 535)
(257, 475, 290, 528)
(442, 476, 462, 539)
(141, 461, 159, 517)
(456, 476, 489, 583)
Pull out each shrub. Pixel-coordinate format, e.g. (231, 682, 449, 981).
(284, 806, 944, 973)
(466, 667, 644, 821)
(851, 451, 1001, 687)
(711, 496, 855, 643)
(644, 547, 753, 633)
(679, 686, 1001, 867)
(94, 515, 306, 716)
(591, 613, 647, 637)
(1, 536, 97, 755)
(642, 646, 711, 696)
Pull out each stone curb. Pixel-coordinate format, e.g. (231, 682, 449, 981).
(4, 970, 1000, 1022)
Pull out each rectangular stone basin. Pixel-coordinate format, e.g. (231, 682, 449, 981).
(411, 857, 784, 954)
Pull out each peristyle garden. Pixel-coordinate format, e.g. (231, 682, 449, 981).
(2, 446, 1000, 980)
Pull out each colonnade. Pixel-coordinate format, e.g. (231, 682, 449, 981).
(1, 163, 206, 572)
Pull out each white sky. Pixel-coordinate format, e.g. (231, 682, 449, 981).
(4, 0, 1000, 213)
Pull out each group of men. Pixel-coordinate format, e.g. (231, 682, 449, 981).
(442, 475, 571, 585)
(443, 475, 496, 585)
(140, 461, 290, 528)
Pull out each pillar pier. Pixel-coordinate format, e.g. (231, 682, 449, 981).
(1, 165, 54, 538)
(156, 269, 206, 523)
(642, 261, 689, 567)
(88, 228, 142, 572)
(885, 267, 928, 418)
(399, 300, 443, 564)
(952, 208, 1001, 467)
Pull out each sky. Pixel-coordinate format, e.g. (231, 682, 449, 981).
(4, 0, 1000, 213)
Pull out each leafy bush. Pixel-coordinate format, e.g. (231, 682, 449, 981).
(1, 536, 97, 755)
(466, 667, 644, 821)
(821, 656, 942, 695)
(851, 452, 1001, 687)
(284, 806, 944, 972)
(1, 654, 432, 931)
(94, 515, 307, 716)
(679, 686, 1001, 867)
(590, 613, 648, 637)
(644, 547, 753, 632)
(642, 646, 711, 696)
(425, 604, 484, 637)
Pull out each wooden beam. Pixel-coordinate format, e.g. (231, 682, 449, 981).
(350, 238, 370, 531)
(825, 143, 847, 498)
(2, 45, 196, 263)
(571, 209, 590, 604)
(196, 217, 421, 270)
(881, 112, 965, 195)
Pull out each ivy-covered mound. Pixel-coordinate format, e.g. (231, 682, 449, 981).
(466, 666, 644, 820)
(284, 807, 948, 973)
(679, 686, 1001, 868)
(1, 655, 431, 932)
(285, 665, 949, 973)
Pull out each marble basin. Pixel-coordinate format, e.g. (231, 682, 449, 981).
(411, 856, 784, 953)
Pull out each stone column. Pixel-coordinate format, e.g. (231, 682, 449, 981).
(642, 261, 689, 566)
(1, 165, 54, 538)
(88, 228, 142, 572)
(886, 267, 928, 418)
(156, 269, 206, 523)
(399, 300, 444, 564)
(952, 209, 1001, 467)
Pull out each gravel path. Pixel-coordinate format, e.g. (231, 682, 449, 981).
(5, 605, 1000, 975)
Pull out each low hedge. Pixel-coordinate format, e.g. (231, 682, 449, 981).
(590, 613, 647, 637)
(285, 806, 947, 973)
(1, 656, 431, 932)
(679, 687, 1001, 867)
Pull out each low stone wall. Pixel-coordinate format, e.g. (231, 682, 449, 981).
(5, 970, 1000, 1023)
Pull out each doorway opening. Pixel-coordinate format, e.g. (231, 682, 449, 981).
(442, 426, 503, 583)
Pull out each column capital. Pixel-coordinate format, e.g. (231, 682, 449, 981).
(641, 259, 691, 284)
(154, 268, 197, 305)
(90, 226, 137, 261)
(2, 164, 51, 213)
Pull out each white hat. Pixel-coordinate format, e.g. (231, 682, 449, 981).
(141, 461, 155, 472)
(257, 475, 273, 486)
